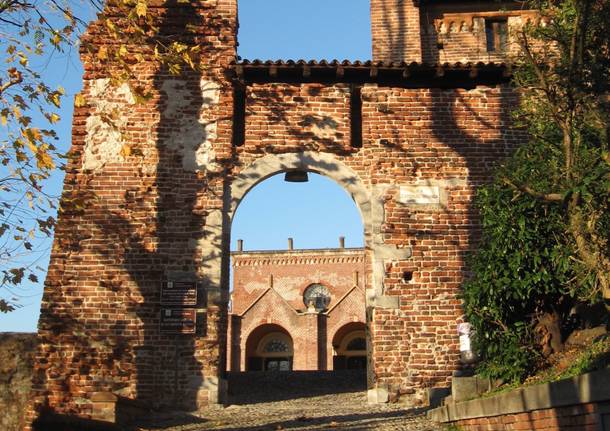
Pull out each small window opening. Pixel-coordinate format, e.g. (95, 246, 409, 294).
(485, 18, 508, 53)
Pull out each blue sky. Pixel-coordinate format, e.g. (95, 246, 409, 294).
(0, 0, 371, 332)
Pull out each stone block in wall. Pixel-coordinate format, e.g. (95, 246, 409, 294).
(451, 376, 491, 402)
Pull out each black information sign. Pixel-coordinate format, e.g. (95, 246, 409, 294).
(160, 281, 198, 306)
(160, 309, 196, 334)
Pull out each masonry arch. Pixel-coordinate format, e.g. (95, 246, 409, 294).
(331, 322, 367, 370)
(245, 324, 294, 371)
(228, 151, 371, 225)
(224, 150, 380, 399)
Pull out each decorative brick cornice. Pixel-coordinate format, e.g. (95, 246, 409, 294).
(232, 248, 366, 268)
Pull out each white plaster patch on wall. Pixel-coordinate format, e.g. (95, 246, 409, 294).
(82, 78, 136, 171)
(398, 186, 440, 205)
(160, 78, 221, 173)
(242, 281, 268, 295)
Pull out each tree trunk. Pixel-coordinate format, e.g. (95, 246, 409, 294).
(567, 196, 610, 310)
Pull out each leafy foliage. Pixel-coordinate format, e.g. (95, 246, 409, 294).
(463, 170, 573, 382)
(464, 0, 610, 382)
(510, 0, 610, 302)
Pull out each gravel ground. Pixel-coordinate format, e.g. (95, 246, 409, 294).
(137, 391, 444, 431)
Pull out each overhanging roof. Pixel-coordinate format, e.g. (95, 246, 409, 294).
(232, 59, 512, 88)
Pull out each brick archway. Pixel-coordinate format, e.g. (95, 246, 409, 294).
(224, 151, 374, 385)
(228, 151, 371, 224)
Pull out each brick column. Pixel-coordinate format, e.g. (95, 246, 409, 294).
(371, 0, 422, 62)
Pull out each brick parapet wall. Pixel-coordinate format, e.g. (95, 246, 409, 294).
(451, 402, 608, 431)
(429, 369, 610, 431)
(371, 0, 537, 64)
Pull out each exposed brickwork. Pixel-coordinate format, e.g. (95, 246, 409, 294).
(27, 0, 531, 427)
(228, 247, 366, 372)
(371, 0, 422, 62)
(372, 0, 537, 64)
(419, 3, 538, 64)
(27, 0, 238, 426)
(451, 402, 609, 431)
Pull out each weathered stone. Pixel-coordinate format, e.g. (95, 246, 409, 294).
(450, 376, 491, 402)
(26, 0, 534, 426)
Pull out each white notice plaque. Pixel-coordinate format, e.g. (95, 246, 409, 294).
(399, 186, 440, 205)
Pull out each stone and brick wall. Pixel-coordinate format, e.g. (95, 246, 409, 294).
(452, 403, 608, 431)
(27, 0, 528, 426)
(429, 369, 610, 431)
(27, 0, 238, 426)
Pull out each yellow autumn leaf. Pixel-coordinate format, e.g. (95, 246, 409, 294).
(13, 106, 21, 119)
(49, 113, 60, 123)
(74, 94, 85, 107)
(36, 150, 55, 170)
(0, 110, 7, 127)
(106, 19, 116, 33)
(118, 45, 128, 58)
(135, 0, 147, 17)
(52, 33, 62, 46)
(50, 92, 61, 108)
(25, 127, 43, 143)
(182, 52, 195, 69)
(120, 144, 132, 158)
(97, 46, 108, 60)
(25, 138, 37, 155)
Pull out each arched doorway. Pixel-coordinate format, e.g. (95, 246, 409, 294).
(332, 322, 367, 370)
(223, 151, 392, 401)
(245, 324, 294, 371)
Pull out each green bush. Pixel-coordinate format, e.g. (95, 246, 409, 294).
(463, 176, 574, 382)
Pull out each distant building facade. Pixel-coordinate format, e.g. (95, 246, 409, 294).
(228, 239, 366, 372)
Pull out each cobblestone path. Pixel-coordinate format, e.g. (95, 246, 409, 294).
(138, 392, 444, 431)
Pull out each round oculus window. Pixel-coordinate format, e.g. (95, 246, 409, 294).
(303, 283, 331, 311)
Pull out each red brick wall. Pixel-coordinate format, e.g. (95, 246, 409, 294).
(451, 402, 608, 431)
(231, 249, 365, 314)
(371, 0, 537, 64)
(371, 0, 422, 62)
(27, 0, 238, 424)
(229, 248, 366, 371)
(420, 5, 537, 64)
(28, 0, 528, 424)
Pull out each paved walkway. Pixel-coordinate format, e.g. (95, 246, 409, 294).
(138, 392, 443, 431)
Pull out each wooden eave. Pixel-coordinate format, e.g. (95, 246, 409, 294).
(231, 60, 512, 89)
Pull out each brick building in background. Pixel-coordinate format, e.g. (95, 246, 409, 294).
(228, 238, 366, 373)
(27, 0, 540, 426)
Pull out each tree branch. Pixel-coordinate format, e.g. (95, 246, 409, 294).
(501, 178, 563, 202)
